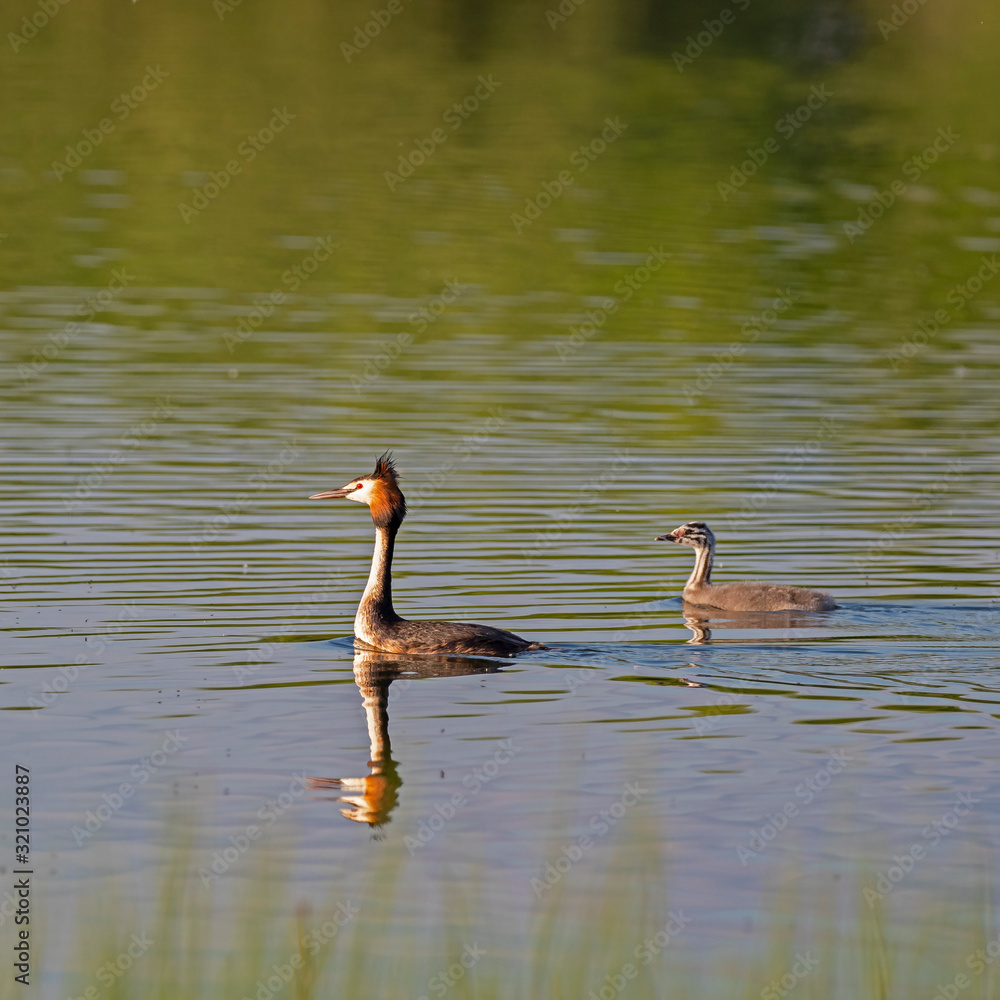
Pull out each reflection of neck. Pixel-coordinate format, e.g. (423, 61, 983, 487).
(338, 662, 401, 828)
(357, 524, 402, 635)
(686, 541, 713, 589)
(682, 617, 711, 643)
(358, 677, 391, 764)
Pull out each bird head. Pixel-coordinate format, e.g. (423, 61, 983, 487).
(655, 521, 715, 549)
(310, 452, 406, 530)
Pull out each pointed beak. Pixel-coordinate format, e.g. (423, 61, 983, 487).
(309, 486, 354, 499)
(655, 531, 682, 542)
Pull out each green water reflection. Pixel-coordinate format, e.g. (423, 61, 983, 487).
(3, 0, 999, 330)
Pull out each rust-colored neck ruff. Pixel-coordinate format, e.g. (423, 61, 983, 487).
(369, 480, 406, 532)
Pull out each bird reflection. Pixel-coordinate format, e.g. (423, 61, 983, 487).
(306, 648, 501, 829)
(680, 604, 832, 644)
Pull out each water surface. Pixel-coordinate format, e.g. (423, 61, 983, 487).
(2, 1, 1000, 996)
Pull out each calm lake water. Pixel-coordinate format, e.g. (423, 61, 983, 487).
(2, 1, 1000, 997)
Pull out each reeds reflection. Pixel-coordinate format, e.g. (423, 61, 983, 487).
(306, 649, 502, 828)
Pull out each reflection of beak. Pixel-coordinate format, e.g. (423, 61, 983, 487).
(655, 531, 682, 542)
(309, 486, 353, 499)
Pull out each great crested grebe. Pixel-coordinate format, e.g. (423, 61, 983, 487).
(656, 521, 836, 612)
(310, 453, 545, 656)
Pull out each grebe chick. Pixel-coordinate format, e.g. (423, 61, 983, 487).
(656, 521, 836, 613)
(310, 453, 545, 657)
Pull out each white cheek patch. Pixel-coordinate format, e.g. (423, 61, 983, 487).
(349, 481, 375, 503)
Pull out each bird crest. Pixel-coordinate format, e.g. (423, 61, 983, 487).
(371, 451, 398, 484)
(369, 452, 405, 528)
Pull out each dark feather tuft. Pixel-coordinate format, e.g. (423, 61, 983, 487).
(372, 451, 398, 483)
(369, 452, 406, 529)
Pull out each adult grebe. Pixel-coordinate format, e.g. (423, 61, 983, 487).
(656, 521, 836, 612)
(310, 453, 545, 656)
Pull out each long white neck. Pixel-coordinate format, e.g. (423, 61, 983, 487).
(686, 541, 714, 589)
(356, 524, 401, 636)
